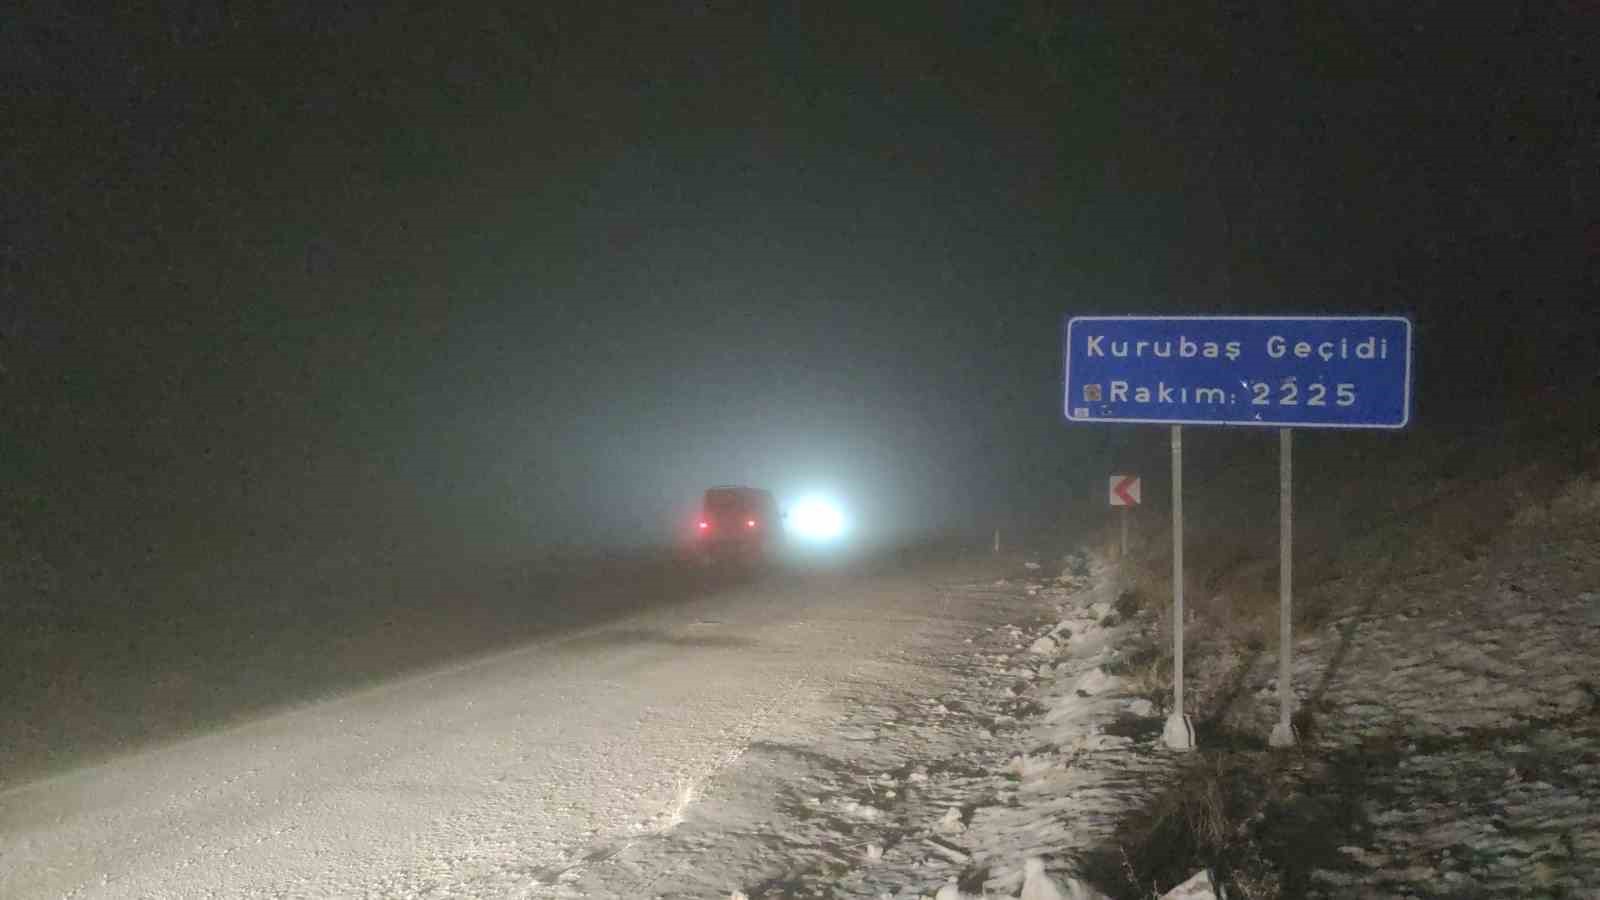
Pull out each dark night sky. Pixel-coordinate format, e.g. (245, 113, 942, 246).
(4, 3, 1597, 575)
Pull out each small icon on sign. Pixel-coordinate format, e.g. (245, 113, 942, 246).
(1072, 407, 1089, 418)
(1083, 384, 1102, 402)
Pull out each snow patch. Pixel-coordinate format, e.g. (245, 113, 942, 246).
(1020, 856, 1108, 900)
(934, 806, 966, 835)
(1160, 869, 1223, 899)
(1028, 635, 1060, 656)
(1074, 667, 1118, 696)
(660, 775, 700, 831)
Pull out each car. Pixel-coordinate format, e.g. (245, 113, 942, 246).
(693, 486, 782, 566)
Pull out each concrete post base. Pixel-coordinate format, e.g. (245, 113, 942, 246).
(1269, 721, 1299, 748)
(1162, 712, 1196, 751)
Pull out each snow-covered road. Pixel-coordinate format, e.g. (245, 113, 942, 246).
(0, 563, 995, 899)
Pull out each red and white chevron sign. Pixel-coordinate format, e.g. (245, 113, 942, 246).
(1109, 475, 1141, 507)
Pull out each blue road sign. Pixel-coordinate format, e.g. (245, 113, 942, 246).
(1063, 316, 1412, 428)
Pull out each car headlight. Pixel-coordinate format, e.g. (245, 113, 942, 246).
(788, 495, 846, 541)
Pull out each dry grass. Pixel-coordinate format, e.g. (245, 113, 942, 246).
(1107, 559, 1283, 719)
(1084, 751, 1287, 898)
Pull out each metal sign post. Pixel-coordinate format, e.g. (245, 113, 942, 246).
(1163, 425, 1195, 749)
(1063, 315, 1412, 751)
(1271, 428, 1297, 747)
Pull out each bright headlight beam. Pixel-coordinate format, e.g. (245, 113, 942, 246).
(789, 496, 845, 541)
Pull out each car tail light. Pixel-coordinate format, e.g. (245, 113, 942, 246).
(746, 519, 756, 528)
(698, 521, 708, 530)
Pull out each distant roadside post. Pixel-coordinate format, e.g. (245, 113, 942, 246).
(1063, 316, 1412, 751)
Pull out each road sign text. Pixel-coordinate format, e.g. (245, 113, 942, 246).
(1064, 316, 1411, 429)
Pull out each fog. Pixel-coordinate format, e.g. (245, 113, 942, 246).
(4, 4, 1596, 585)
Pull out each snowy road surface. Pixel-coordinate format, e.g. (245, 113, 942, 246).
(0, 562, 996, 899)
